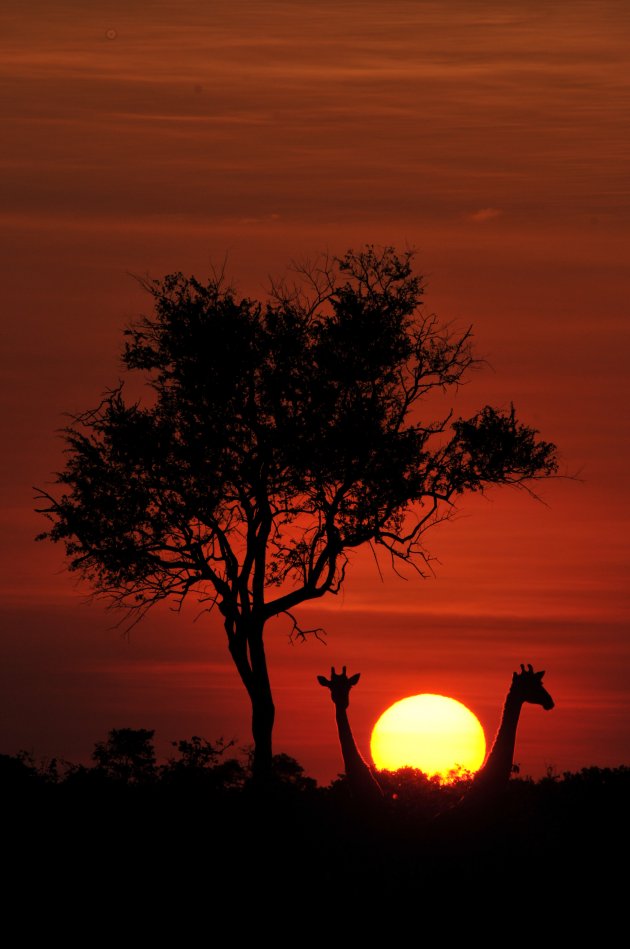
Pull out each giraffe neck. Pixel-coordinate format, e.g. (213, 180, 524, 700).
(475, 691, 523, 789)
(335, 706, 383, 800)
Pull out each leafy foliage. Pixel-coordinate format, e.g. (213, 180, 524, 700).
(162, 735, 245, 790)
(37, 246, 557, 627)
(92, 727, 157, 784)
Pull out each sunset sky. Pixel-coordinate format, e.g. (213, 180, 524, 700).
(1, 0, 628, 784)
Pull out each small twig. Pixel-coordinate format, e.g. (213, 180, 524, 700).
(284, 610, 327, 646)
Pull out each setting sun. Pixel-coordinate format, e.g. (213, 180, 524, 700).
(370, 694, 486, 781)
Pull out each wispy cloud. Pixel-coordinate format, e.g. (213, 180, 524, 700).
(467, 207, 503, 222)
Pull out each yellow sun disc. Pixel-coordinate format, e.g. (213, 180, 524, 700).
(370, 693, 486, 782)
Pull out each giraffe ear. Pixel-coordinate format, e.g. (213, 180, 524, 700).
(536, 670, 545, 679)
(317, 676, 331, 688)
(349, 673, 361, 686)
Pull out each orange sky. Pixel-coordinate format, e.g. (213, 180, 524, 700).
(1, 1, 629, 783)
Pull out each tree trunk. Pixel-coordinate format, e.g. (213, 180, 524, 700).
(250, 681, 275, 785)
(228, 617, 275, 786)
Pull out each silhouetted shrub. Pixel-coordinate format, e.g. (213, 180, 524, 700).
(91, 727, 157, 785)
(161, 735, 245, 792)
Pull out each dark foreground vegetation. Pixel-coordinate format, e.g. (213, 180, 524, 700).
(3, 728, 628, 924)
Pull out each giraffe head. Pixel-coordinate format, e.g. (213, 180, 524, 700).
(510, 663, 554, 710)
(317, 666, 360, 710)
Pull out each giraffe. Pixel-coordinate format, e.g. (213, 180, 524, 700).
(318, 662, 554, 814)
(318, 666, 384, 803)
(469, 663, 555, 797)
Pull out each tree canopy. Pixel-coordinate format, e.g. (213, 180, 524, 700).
(37, 246, 558, 779)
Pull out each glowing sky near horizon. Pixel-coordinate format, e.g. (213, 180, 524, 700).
(1, 1, 628, 783)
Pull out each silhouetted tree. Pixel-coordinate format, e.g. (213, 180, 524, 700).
(37, 246, 558, 781)
(92, 727, 157, 784)
(162, 735, 245, 791)
(0, 751, 42, 791)
(268, 752, 318, 793)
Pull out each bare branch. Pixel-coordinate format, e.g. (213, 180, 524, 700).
(284, 610, 327, 646)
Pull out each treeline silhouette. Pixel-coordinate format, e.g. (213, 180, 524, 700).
(1, 727, 317, 795)
(4, 728, 627, 912)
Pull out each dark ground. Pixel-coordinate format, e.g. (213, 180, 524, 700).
(3, 752, 627, 933)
